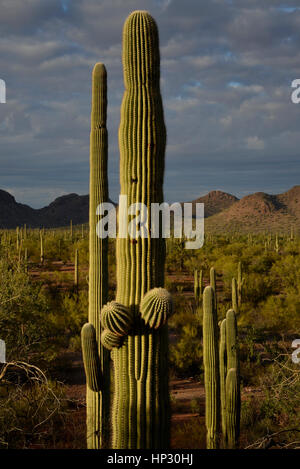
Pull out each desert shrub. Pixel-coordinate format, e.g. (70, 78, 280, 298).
(243, 272, 277, 305)
(171, 417, 206, 449)
(170, 320, 203, 378)
(0, 258, 63, 365)
(241, 355, 300, 449)
(60, 290, 88, 337)
(270, 254, 300, 293)
(258, 290, 300, 331)
(250, 252, 276, 274)
(0, 364, 83, 449)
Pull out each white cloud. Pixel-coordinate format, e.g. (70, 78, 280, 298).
(245, 136, 265, 150)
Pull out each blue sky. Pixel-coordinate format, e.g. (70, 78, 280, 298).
(0, 0, 300, 207)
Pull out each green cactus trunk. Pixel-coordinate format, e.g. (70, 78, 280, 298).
(85, 63, 110, 449)
(40, 231, 44, 264)
(232, 277, 238, 314)
(226, 368, 240, 449)
(202, 286, 220, 449)
(74, 248, 79, 289)
(194, 269, 203, 307)
(219, 318, 227, 442)
(210, 267, 217, 309)
(110, 11, 169, 449)
(194, 269, 198, 301)
(237, 261, 243, 307)
(223, 309, 240, 448)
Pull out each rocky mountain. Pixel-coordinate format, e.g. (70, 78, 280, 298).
(0, 192, 91, 228)
(205, 186, 300, 233)
(187, 190, 238, 218)
(0, 186, 299, 232)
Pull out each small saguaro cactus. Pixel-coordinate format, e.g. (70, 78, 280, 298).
(232, 277, 238, 314)
(221, 309, 240, 449)
(81, 62, 110, 449)
(275, 233, 279, 253)
(194, 269, 203, 306)
(24, 248, 28, 274)
(226, 367, 240, 449)
(16, 226, 20, 251)
(40, 231, 44, 264)
(194, 269, 198, 300)
(210, 267, 217, 309)
(202, 286, 220, 449)
(74, 248, 79, 289)
(237, 261, 244, 307)
(219, 318, 227, 439)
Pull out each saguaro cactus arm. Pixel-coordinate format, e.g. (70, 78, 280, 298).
(81, 323, 102, 392)
(140, 288, 173, 329)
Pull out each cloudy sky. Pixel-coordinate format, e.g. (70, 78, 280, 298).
(1, 0, 300, 208)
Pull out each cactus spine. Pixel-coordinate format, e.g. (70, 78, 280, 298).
(106, 11, 170, 449)
(81, 63, 110, 449)
(202, 286, 220, 449)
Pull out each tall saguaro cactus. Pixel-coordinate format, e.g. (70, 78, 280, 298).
(103, 10, 172, 449)
(82, 63, 110, 449)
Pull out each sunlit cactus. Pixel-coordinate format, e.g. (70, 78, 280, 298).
(81, 62, 110, 449)
(202, 286, 220, 449)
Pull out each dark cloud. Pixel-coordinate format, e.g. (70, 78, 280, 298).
(0, 0, 299, 207)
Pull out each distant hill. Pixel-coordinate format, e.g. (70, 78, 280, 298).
(0, 192, 91, 228)
(205, 186, 300, 233)
(0, 186, 299, 232)
(187, 190, 238, 218)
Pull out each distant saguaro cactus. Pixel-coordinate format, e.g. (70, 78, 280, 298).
(194, 269, 203, 306)
(237, 261, 244, 307)
(232, 277, 238, 313)
(74, 248, 79, 289)
(210, 267, 217, 309)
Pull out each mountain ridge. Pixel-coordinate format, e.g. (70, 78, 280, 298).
(0, 186, 299, 232)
